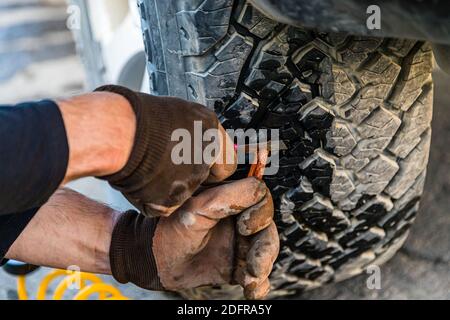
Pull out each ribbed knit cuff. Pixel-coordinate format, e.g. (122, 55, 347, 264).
(94, 85, 172, 183)
(109, 210, 164, 291)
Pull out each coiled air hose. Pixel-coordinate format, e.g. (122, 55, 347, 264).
(4, 261, 129, 300)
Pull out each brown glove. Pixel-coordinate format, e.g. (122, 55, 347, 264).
(95, 85, 236, 218)
(109, 177, 279, 300)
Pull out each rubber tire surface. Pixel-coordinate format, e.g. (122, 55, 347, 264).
(138, 0, 434, 298)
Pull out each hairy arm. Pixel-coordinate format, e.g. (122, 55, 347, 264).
(57, 92, 136, 183)
(0, 93, 135, 216)
(5, 188, 119, 275)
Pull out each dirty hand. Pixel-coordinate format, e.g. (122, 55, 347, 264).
(95, 85, 236, 218)
(109, 178, 280, 300)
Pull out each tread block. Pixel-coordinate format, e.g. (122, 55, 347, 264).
(357, 106, 401, 139)
(332, 250, 376, 281)
(388, 43, 433, 111)
(378, 198, 419, 234)
(330, 67, 356, 104)
(345, 227, 385, 250)
(385, 130, 431, 199)
(245, 51, 292, 99)
(300, 150, 335, 196)
(338, 87, 386, 125)
(327, 120, 357, 156)
(392, 171, 426, 213)
(185, 33, 253, 108)
(176, 0, 233, 56)
(330, 170, 355, 202)
(340, 153, 370, 172)
(385, 39, 416, 58)
(351, 106, 401, 159)
(221, 93, 257, 127)
(356, 154, 399, 195)
(359, 53, 401, 87)
(236, 3, 278, 39)
(298, 99, 334, 145)
(285, 176, 314, 206)
(388, 84, 433, 158)
(298, 194, 351, 235)
(295, 231, 331, 259)
(338, 37, 383, 68)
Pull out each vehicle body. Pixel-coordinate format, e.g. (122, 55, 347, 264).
(69, 0, 449, 298)
(250, 0, 450, 73)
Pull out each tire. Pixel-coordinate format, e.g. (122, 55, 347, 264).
(138, 0, 434, 298)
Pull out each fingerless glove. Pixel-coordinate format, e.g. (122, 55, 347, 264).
(109, 210, 163, 290)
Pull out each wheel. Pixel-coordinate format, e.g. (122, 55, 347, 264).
(137, 0, 434, 298)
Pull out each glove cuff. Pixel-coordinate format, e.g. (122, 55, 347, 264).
(94, 85, 172, 184)
(109, 210, 164, 291)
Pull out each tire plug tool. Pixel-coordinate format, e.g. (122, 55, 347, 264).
(235, 141, 287, 180)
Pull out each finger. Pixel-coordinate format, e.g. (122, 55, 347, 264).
(235, 267, 267, 300)
(252, 148, 269, 180)
(189, 177, 268, 221)
(192, 181, 233, 197)
(234, 234, 271, 300)
(247, 222, 280, 279)
(237, 191, 274, 236)
(234, 267, 260, 295)
(233, 234, 250, 285)
(244, 278, 271, 300)
(207, 124, 237, 183)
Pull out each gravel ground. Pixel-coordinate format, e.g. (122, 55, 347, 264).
(0, 0, 448, 300)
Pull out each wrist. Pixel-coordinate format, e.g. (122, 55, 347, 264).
(94, 209, 122, 275)
(109, 210, 163, 290)
(57, 92, 136, 184)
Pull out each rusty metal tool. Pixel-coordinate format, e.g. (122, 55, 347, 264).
(235, 141, 287, 180)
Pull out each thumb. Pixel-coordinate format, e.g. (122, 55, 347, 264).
(206, 124, 237, 183)
(186, 177, 268, 223)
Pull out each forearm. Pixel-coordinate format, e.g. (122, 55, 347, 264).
(0, 93, 135, 216)
(5, 188, 120, 275)
(57, 92, 135, 183)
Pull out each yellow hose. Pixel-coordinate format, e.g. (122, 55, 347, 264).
(17, 276, 28, 300)
(53, 273, 103, 300)
(73, 283, 128, 300)
(16, 269, 129, 300)
(37, 269, 68, 300)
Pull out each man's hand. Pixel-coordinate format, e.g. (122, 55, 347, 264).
(110, 177, 280, 300)
(58, 86, 236, 218)
(154, 177, 279, 299)
(7, 180, 279, 299)
(94, 85, 237, 218)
